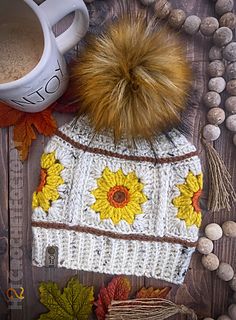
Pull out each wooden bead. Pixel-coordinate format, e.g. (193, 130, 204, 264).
(215, 0, 234, 16)
(203, 124, 221, 141)
(208, 77, 226, 93)
(229, 275, 236, 291)
(168, 9, 186, 29)
(226, 115, 236, 132)
(223, 42, 236, 62)
(228, 304, 236, 320)
(225, 97, 236, 114)
(220, 12, 236, 29)
(205, 223, 223, 240)
(213, 27, 233, 47)
(209, 46, 223, 60)
(233, 134, 236, 146)
(140, 0, 156, 5)
(227, 62, 236, 80)
(183, 15, 201, 35)
(200, 17, 219, 36)
(208, 60, 225, 77)
(216, 262, 234, 281)
(197, 237, 214, 254)
(207, 108, 225, 125)
(204, 318, 215, 320)
(217, 316, 232, 320)
(227, 80, 236, 95)
(203, 91, 221, 108)
(155, 1, 171, 19)
(222, 221, 236, 237)
(202, 253, 220, 271)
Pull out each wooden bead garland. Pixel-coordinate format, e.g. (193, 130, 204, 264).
(198, 220, 236, 320)
(139, 0, 236, 148)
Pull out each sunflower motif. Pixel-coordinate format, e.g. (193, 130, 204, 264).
(91, 167, 147, 225)
(173, 171, 203, 228)
(32, 152, 64, 212)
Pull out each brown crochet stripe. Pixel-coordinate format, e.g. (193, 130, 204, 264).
(31, 221, 198, 248)
(55, 129, 198, 164)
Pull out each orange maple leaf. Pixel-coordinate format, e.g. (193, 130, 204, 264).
(0, 102, 57, 160)
(30, 107, 57, 136)
(136, 286, 171, 299)
(94, 276, 131, 320)
(0, 103, 24, 127)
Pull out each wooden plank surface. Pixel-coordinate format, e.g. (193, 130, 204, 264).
(0, 0, 236, 319)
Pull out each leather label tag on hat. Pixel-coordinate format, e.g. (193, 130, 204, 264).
(45, 246, 58, 268)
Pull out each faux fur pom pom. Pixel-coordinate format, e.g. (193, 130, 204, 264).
(70, 11, 192, 140)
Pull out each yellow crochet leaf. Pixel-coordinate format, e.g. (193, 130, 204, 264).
(38, 277, 94, 320)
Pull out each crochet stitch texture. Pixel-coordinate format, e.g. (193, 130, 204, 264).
(32, 116, 202, 284)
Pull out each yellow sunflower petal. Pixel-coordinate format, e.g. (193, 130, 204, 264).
(114, 168, 125, 186)
(123, 172, 139, 189)
(37, 191, 50, 212)
(102, 167, 116, 186)
(91, 199, 110, 212)
(91, 188, 108, 200)
(32, 192, 39, 209)
(126, 201, 142, 214)
(46, 176, 64, 188)
(177, 184, 193, 197)
(43, 185, 60, 201)
(97, 177, 111, 192)
(186, 172, 199, 193)
(111, 208, 122, 224)
(177, 206, 194, 219)
(47, 163, 64, 176)
(173, 195, 192, 207)
(195, 212, 202, 228)
(121, 207, 136, 225)
(100, 206, 112, 220)
(197, 174, 203, 189)
(41, 152, 56, 169)
(130, 191, 147, 204)
(129, 182, 144, 193)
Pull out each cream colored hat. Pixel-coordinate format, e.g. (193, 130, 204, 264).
(31, 116, 202, 285)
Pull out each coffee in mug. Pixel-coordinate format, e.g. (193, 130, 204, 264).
(0, 19, 44, 84)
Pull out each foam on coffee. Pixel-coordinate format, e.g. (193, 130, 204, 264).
(0, 21, 44, 84)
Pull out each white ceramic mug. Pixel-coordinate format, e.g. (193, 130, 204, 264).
(0, 0, 89, 112)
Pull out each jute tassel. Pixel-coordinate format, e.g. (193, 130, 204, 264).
(202, 139, 236, 212)
(106, 298, 198, 320)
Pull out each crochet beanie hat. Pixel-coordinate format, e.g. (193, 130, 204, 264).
(31, 11, 203, 285)
(31, 116, 202, 285)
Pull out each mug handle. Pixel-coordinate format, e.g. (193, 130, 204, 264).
(39, 0, 89, 54)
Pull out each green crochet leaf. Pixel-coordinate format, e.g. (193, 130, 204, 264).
(38, 277, 94, 320)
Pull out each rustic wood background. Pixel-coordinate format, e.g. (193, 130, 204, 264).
(0, 0, 236, 319)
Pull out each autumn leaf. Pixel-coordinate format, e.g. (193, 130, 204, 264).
(13, 116, 37, 161)
(94, 276, 131, 320)
(0, 102, 23, 127)
(31, 107, 57, 136)
(10, 107, 58, 160)
(136, 286, 171, 299)
(38, 277, 94, 320)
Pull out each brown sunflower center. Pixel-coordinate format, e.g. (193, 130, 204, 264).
(192, 189, 202, 213)
(108, 186, 130, 208)
(37, 169, 47, 192)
